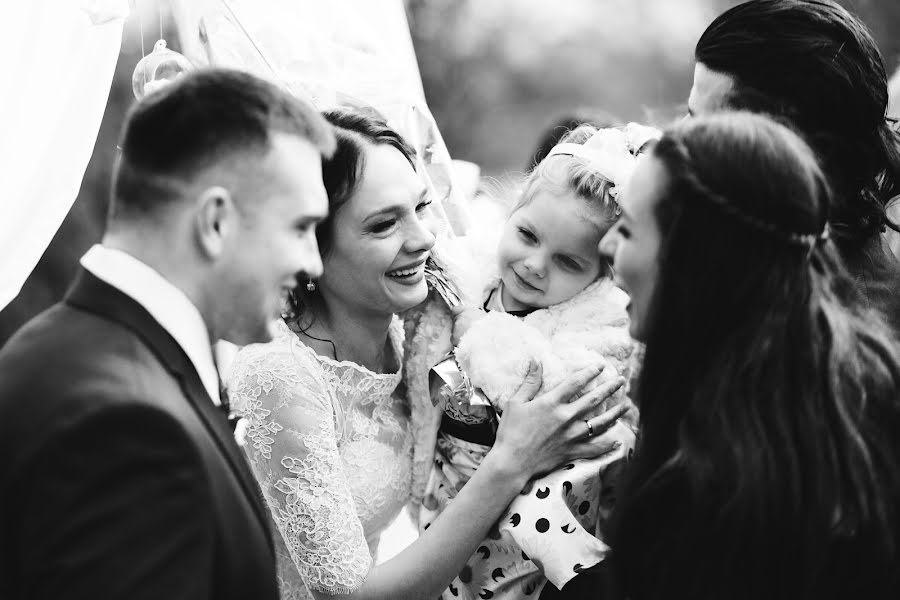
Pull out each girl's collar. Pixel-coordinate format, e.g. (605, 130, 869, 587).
(483, 282, 538, 316)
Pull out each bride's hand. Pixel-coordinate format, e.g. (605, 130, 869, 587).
(488, 362, 628, 481)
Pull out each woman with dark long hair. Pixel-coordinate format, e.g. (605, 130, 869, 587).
(599, 111, 900, 599)
(688, 0, 900, 334)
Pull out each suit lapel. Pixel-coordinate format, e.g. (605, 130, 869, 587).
(65, 268, 273, 548)
(174, 364, 274, 545)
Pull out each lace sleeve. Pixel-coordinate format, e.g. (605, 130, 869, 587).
(228, 341, 372, 595)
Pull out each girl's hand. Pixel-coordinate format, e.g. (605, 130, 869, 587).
(488, 362, 628, 481)
(449, 305, 488, 346)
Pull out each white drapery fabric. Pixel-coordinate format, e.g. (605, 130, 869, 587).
(0, 0, 126, 311)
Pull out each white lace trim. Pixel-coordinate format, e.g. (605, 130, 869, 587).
(275, 318, 404, 381)
(229, 318, 413, 598)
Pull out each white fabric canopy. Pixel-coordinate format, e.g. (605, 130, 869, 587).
(0, 0, 126, 312)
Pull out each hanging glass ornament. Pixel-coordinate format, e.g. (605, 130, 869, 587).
(132, 39, 194, 100)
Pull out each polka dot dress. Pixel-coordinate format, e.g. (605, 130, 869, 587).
(420, 419, 635, 599)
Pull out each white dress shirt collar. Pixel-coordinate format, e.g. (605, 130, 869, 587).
(80, 244, 221, 406)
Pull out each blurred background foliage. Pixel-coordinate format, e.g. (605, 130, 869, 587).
(2, 0, 898, 343)
(408, 0, 900, 174)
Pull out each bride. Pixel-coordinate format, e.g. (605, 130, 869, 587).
(228, 108, 628, 600)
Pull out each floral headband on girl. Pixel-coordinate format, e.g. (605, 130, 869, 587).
(544, 122, 662, 198)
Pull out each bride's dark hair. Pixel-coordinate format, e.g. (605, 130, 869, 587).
(695, 0, 900, 245)
(611, 112, 900, 599)
(283, 108, 416, 322)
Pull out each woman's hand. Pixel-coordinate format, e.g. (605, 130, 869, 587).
(330, 362, 625, 600)
(488, 362, 628, 482)
(449, 305, 488, 346)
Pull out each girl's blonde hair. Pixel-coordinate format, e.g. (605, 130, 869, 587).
(516, 124, 619, 222)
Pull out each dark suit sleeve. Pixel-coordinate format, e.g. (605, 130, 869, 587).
(13, 403, 215, 600)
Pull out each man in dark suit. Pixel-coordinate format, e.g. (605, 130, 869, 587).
(0, 68, 335, 599)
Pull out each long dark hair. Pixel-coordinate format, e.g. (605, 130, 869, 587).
(695, 0, 900, 245)
(611, 112, 900, 599)
(282, 108, 416, 322)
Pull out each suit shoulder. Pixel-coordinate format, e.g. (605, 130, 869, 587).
(0, 304, 186, 460)
(1, 302, 168, 392)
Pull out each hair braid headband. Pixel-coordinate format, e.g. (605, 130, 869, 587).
(659, 135, 830, 254)
(544, 123, 662, 198)
(687, 167, 831, 252)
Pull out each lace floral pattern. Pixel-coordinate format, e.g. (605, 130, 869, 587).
(229, 319, 412, 599)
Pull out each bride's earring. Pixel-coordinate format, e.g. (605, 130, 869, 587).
(306, 279, 316, 292)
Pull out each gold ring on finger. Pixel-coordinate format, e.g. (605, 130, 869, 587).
(584, 418, 595, 438)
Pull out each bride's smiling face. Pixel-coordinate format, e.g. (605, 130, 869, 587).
(318, 143, 437, 316)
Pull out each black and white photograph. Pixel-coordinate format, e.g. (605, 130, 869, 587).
(1, 1, 900, 598)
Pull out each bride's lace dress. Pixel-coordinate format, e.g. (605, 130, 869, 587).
(229, 319, 412, 599)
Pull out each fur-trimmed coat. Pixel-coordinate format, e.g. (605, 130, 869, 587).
(403, 235, 638, 590)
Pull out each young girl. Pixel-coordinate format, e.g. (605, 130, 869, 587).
(412, 122, 659, 599)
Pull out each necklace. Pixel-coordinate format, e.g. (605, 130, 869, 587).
(289, 317, 394, 373)
(285, 317, 339, 361)
(298, 327, 339, 361)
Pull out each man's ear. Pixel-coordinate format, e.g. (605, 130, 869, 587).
(195, 186, 235, 259)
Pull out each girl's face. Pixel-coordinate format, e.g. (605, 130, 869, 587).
(599, 156, 666, 342)
(496, 187, 608, 311)
(318, 143, 438, 317)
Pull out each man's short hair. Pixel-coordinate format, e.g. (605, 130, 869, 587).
(111, 68, 336, 221)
